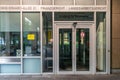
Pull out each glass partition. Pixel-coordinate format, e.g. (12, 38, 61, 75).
(96, 12, 106, 72)
(23, 12, 40, 56)
(42, 12, 53, 72)
(0, 12, 20, 56)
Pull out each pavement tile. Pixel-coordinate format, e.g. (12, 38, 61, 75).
(0, 74, 120, 80)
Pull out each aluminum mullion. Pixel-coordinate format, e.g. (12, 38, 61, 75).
(53, 12, 55, 74)
(93, 12, 96, 74)
(40, 12, 43, 74)
(106, 0, 111, 74)
(20, 11, 23, 74)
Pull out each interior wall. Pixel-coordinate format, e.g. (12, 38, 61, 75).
(112, 0, 120, 69)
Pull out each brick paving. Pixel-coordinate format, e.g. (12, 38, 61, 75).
(0, 74, 120, 80)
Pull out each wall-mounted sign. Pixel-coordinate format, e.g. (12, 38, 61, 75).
(0, 6, 107, 11)
(55, 12, 94, 21)
(27, 34, 35, 40)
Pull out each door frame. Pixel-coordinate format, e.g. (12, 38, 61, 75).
(54, 22, 95, 74)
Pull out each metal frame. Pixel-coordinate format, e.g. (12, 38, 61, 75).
(54, 22, 95, 74)
(0, 0, 111, 75)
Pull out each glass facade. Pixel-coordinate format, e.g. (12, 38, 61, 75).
(23, 12, 40, 56)
(42, 12, 53, 72)
(0, 12, 20, 56)
(0, 0, 110, 74)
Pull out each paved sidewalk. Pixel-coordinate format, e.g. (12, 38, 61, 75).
(0, 74, 120, 80)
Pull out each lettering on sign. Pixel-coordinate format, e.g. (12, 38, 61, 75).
(0, 6, 107, 11)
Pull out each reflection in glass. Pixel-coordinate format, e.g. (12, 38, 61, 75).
(23, 12, 40, 56)
(59, 29, 72, 71)
(0, 12, 20, 56)
(42, 12, 53, 72)
(76, 29, 89, 71)
(96, 12, 106, 72)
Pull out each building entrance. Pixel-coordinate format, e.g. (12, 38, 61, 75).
(54, 22, 94, 74)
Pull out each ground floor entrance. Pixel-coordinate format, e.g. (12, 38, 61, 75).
(0, 11, 110, 74)
(54, 22, 95, 74)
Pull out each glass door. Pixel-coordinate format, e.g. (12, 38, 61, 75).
(59, 29, 72, 71)
(76, 28, 90, 71)
(55, 23, 93, 74)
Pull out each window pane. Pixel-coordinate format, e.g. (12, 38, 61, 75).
(0, 0, 20, 5)
(55, 0, 73, 5)
(22, 0, 40, 5)
(42, 12, 53, 72)
(75, 0, 94, 5)
(96, 0, 106, 5)
(96, 12, 106, 72)
(42, 0, 52, 5)
(23, 58, 41, 73)
(0, 12, 20, 56)
(23, 12, 40, 56)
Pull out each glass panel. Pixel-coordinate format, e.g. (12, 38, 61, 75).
(22, 0, 40, 5)
(96, 12, 106, 72)
(59, 29, 72, 71)
(55, 12, 94, 21)
(23, 12, 40, 56)
(75, 0, 94, 5)
(76, 28, 89, 71)
(0, 0, 20, 5)
(42, 0, 52, 5)
(96, 0, 106, 5)
(23, 58, 41, 73)
(55, 0, 73, 5)
(0, 64, 21, 73)
(42, 12, 53, 72)
(0, 12, 20, 56)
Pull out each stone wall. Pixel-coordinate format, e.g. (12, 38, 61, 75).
(112, 0, 120, 68)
